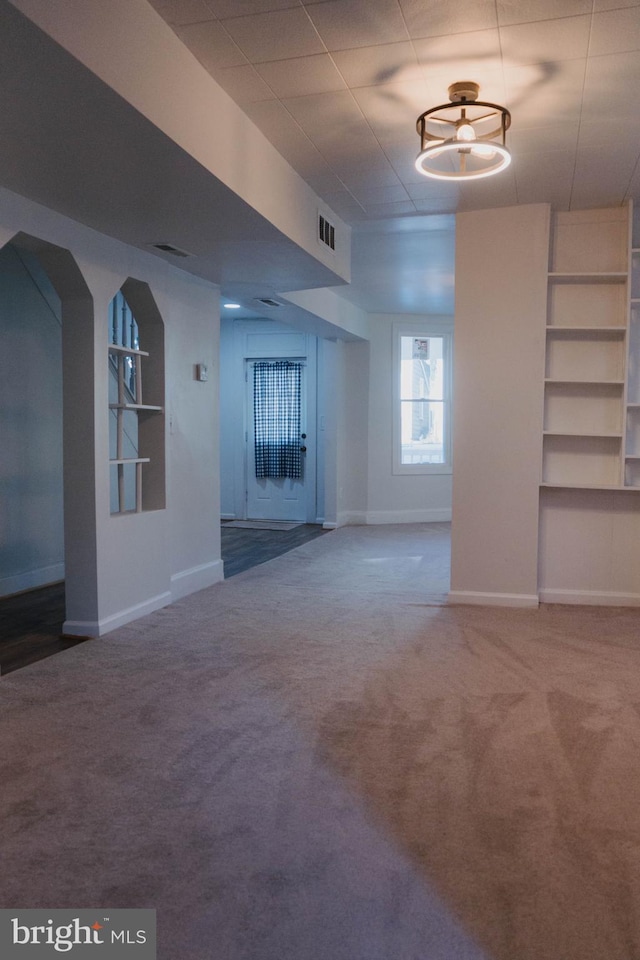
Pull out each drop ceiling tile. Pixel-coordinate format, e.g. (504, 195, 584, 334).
(333, 160, 405, 190)
(570, 145, 639, 208)
(207, 0, 302, 17)
(304, 0, 409, 51)
(398, 0, 498, 39)
(330, 41, 420, 88)
(281, 89, 376, 156)
(405, 179, 460, 201)
(362, 200, 418, 217)
(350, 80, 431, 139)
(508, 122, 580, 155)
(413, 28, 502, 78)
(499, 14, 591, 65)
(349, 183, 412, 204)
(242, 98, 331, 174)
(581, 51, 640, 121)
(222, 8, 325, 62)
(412, 197, 460, 214)
(497, 0, 592, 27)
(577, 117, 640, 149)
(176, 21, 247, 69)
(503, 58, 586, 127)
(256, 54, 347, 98)
(590, 7, 640, 56)
(215, 64, 276, 102)
(149, 0, 218, 25)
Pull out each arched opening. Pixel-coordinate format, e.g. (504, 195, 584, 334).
(0, 233, 94, 671)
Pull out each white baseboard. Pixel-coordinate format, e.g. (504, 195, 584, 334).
(220, 513, 235, 521)
(322, 521, 337, 530)
(0, 562, 65, 598)
(366, 508, 452, 524)
(335, 511, 367, 527)
(170, 559, 224, 601)
(448, 590, 539, 608)
(539, 588, 640, 607)
(63, 590, 173, 638)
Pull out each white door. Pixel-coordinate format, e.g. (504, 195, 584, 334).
(245, 359, 310, 521)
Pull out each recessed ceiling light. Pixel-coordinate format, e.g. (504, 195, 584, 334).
(223, 303, 241, 309)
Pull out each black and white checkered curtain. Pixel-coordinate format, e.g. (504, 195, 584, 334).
(254, 361, 303, 479)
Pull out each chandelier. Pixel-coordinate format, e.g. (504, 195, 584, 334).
(415, 82, 511, 181)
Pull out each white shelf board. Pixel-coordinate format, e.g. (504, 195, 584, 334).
(108, 344, 149, 357)
(545, 325, 626, 335)
(109, 403, 163, 411)
(543, 431, 623, 438)
(541, 482, 640, 491)
(109, 458, 151, 465)
(548, 272, 628, 283)
(544, 379, 625, 386)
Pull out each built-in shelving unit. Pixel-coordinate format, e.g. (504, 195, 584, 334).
(108, 339, 163, 514)
(541, 206, 632, 490)
(536, 205, 640, 605)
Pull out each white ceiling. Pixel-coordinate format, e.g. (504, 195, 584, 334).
(148, 0, 640, 223)
(3, 1, 640, 322)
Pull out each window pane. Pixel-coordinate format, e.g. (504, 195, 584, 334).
(401, 400, 445, 464)
(400, 336, 444, 401)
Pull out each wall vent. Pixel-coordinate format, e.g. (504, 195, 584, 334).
(255, 297, 282, 308)
(318, 214, 336, 251)
(150, 242, 193, 258)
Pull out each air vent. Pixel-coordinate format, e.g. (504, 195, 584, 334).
(150, 242, 193, 258)
(255, 297, 282, 308)
(318, 214, 336, 251)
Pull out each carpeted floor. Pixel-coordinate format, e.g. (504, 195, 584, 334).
(2, 522, 640, 959)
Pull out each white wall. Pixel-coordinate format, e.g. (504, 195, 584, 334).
(450, 203, 550, 606)
(366, 314, 453, 524)
(219, 318, 320, 522)
(0, 244, 64, 596)
(0, 186, 222, 635)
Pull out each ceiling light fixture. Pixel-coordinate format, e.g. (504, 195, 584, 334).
(223, 302, 241, 309)
(415, 82, 511, 182)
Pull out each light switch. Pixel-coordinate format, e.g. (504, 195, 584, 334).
(195, 363, 208, 382)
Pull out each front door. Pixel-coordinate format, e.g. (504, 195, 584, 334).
(246, 359, 308, 522)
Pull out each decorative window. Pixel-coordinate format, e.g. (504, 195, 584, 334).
(108, 283, 165, 514)
(393, 325, 453, 475)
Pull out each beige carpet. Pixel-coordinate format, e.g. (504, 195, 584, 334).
(2, 522, 640, 959)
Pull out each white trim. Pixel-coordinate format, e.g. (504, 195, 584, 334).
(448, 590, 540, 608)
(322, 521, 338, 530)
(220, 512, 236, 521)
(335, 511, 367, 527)
(63, 591, 172, 638)
(366, 508, 452, 524)
(0, 563, 65, 598)
(539, 588, 640, 607)
(170, 559, 224, 600)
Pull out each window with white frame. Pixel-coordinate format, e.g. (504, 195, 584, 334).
(393, 326, 453, 475)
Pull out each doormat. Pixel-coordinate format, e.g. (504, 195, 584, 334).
(222, 520, 304, 531)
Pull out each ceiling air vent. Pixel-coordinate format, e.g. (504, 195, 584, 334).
(318, 214, 335, 251)
(150, 242, 193, 258)
(255, 297, 282, 308)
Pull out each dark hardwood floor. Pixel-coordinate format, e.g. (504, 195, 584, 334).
(220, 522, 329, 577)
(0, 581, 85, 676)
(0, 523, 329, 674)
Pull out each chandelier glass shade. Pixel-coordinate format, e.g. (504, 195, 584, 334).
(415, 82, 511, 181)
